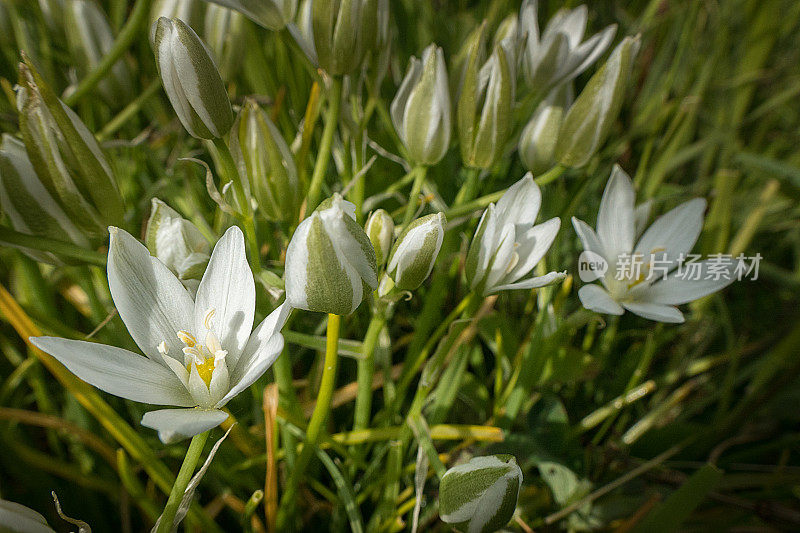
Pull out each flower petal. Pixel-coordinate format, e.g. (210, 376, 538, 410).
(621, 301, 684, 323)
(597, 165, 635, 262)
(505, 217, 561, 284)
(490, 270, 566, 293)
(638, 260, 735, 305)
(634, 198, 706, 268)
(194, 226, 255, 361)
(578, 284, 623, 315)
(0, 499, 55, 533)
(29, 337, 194, 406)
(494, 173, 541, 229)
(218, 335, 284, 408)
(571, 217, 607, 259)
(141, 408, 228, 443)
(107, 227, 195, 361)
(226, 303, 291, 390)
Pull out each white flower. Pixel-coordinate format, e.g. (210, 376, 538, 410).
(31, 226, 289, 442)
(466, 173, 564, 295)
(285, 194, 378, 315)
(519, 0, 616, 92)
(573, 165, 735, 323)
(0, 498, 56, 532)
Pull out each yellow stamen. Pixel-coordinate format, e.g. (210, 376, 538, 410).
(177, 330, 196, 347)
(193, 357, 216, 387)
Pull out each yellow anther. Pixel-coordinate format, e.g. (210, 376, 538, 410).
(157, 341, 168, 356)
(203, 308, 216, 330)
(177, 330, 196, 347)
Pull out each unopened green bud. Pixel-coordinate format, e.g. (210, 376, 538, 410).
(458, 44, 514, 169)
(439, 455, 523, 533)
(153, 17, 233, 139)
(202, 0, 296, 31)
(555, 35, 640, 168)
(145, 199, 211, 292)
(312, 0, 372, 75)
(64, 0, 132, 105)
(493, 14, 520, 73)
(203, 4, 246, 80)
(386, 213, 445, 291)
(16, 58, 124, 242)
(391, 44, 451, 165)
(150, 0, 205, 43)
(285, 194, 378, 315)
(0, 134, 91, 263)
(364, 209, 394, 268)
(518, 86, 570, 174)
(230, 99, 299, 222)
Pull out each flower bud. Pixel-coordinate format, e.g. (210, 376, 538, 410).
(555, 35, 640, 168)
(312, 0, 372, 75)
(16, 58, 124, 242)
(391, 44, 451, 166)
(458, 44, 514, 169)
(364, 209, 394, 268)
(203, 3, 246, 80)
(386, 213, 445, 291)
(64, 0, 133, 105)
(153, 17, 233, 139)
(202, 0, 296, 31)
(493, 14, 520, 75)
(518, 86, 570, 175)
(439, 455, 522, 533)
(285, 194, 378, 315)
(150, 0, 205, 43)
(230, 99, 299, 222)
(0, 134, 91, 263)
(519, 0, 617, 94)
(144, 198, 211, 292)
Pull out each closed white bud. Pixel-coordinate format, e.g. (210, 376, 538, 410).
(466, 174, 564, 295)
(518, 86, 570, 174)
(201, 0, 296, 31)
(386, 213, 445, 291)
(364, 209, 394, 268)
(153, 17, 233, 139)
(285, 195, 378, 315)
(391, 44, 451, 165)
(439, 455, 523, 533)
(145, 199, 211, 293)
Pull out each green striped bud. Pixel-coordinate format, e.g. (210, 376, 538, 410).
(230, 99, 299, 222)
(203, 3, 246, 80)
(201, 0, 296, 31)
(518, 86, 570, 175)
(153, 17, 233, 139)
(285, 194, 378, 315)
(16, 58, 124, 243)
(364, 209, 394, 268)
(144, 199, 211, 293)
(64, 0, 133, 105)
(391, 44, 451, 166)
(439, 455, 523, 533)
(312, 0, 373, 75)
(458, 44, 514, 169)
(0, 134, 91, 263)
(386, 213, 445, 291)
(555, 35, 640, 168)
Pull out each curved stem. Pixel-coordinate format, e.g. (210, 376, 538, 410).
(305, 77, 342, 215)
(63, 0, 153, 107)
(401, 166, 428, 228)
(276, 313, 341, 530)
(97, 78, 161, 141)
(155, 430, 210, 533)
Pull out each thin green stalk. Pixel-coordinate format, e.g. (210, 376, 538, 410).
(210, 137, 261, 271)
(276, 313, 341, 530)
(155, 430, 210, 533)
(353, 310, 387, 433)
(97, 78, 161, 141)
(401, 166, 428, 228)
(64, 0, 153, 106)
(306, 77, 342, 214)
(0, 228, 106, 266)
(454, 167, 481, 206)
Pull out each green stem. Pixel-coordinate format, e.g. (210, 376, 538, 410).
(276, 313, 341, 530)
(210, 137, 261, 271)
(0, 227, 106, 266)
(305, 77, 342, 214)
(454, 167, 481, 206)
(155, 430, 210, 533)
(97, 78, 161, 141)
(353, 310, 387, 433)
(63, 0, 153, 107)
(401, 166, 428, 228)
